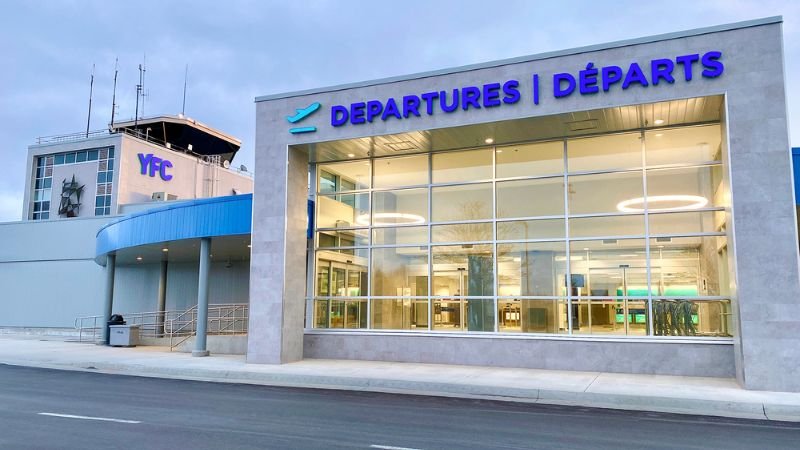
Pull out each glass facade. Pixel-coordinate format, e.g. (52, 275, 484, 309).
(311, 124, 732, 338)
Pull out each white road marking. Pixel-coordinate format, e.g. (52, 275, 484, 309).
(37, 412, 141, 424)
(370, 445, 425, 450)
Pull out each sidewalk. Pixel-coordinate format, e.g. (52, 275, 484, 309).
(2, 335, 800, 422)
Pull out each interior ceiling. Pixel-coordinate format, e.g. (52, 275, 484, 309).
(302, 95, 723, 163)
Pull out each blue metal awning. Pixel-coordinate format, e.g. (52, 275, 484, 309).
(95, 194, 252, 263)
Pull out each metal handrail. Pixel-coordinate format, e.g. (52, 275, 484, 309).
(73, 304, 248, 349)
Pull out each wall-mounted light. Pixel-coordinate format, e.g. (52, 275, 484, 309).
(485, 138, 494, 144)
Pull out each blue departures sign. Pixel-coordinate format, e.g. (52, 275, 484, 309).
(138, 153, 173, 181)
(325, 51, 724, 128)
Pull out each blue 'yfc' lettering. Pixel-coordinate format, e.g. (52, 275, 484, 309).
(138, 153, 173, 181)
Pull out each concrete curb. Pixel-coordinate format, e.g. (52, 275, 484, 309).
(4, 356, 799, 422)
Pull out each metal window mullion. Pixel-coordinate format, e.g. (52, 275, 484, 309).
(367, 157, 375, 329)
(492, 143, 499, 333)
(563, 139, 572, 335)
(427, 151, 433, 331)
(641, 129, 655, 337)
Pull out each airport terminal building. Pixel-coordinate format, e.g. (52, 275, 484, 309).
(251, 17, 800, 392)
(2, 17, 798, 393)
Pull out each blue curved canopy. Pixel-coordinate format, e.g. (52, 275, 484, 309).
(96, 194, 252, 262)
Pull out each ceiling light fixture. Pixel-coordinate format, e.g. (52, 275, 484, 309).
(136, 256, 143, 261)
(347, 153, 355, 158)
(485, 138, 494, 144)
(355, 212, 426, 226)
(162, 248, 169, 252)
(616, 195, 708, 213)
(654, 119, 665, 125)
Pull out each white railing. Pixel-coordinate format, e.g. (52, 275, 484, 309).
(73, 304, 248, 351)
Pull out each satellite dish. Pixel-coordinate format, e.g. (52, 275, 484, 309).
(223, 160, 230, 168)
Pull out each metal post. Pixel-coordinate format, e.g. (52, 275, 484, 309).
(193, 238, 211, 356)
(157, 259, 168, 337)
(101, 254, 116, 345)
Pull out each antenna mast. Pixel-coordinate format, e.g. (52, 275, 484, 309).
(141, 54, 147, 119)
(85, 64, 95, 138)
(134, 61, 144, 133)
(110, 58, 118, 130)
(182, 64, 188, 115)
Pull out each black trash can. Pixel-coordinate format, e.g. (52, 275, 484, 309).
(105, 314, 125, 345)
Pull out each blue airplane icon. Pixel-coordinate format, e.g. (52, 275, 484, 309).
(287, 102, 321, 124)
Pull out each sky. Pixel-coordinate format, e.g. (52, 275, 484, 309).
(0, 0, 797, 221)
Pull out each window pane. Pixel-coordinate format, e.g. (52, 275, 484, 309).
(371, 298, 428, 330)
(371, 247, 428, 296)
(65, 153, 76, 164)
(645, 125, 721, 166)
(88, 150, 99, 161)
(373, 188, 428, 226)
(317, 229, 368, 247)
(572, 299, 647, 335)
(372, 226, 427, 246)
(466, 298, 495, 331)
(649, 236, 728, 296)
(569, 239, 648, 297)
(431, 183, 492, 222)
(54, 154, 65, 165)
(497, 219, 565, 240)
(496, 141, 563, 178)
(497, 177, 564, 218)
(649, 211, 722, 235)
(432, 244, 494, 296)
(316, 193, 369, 228)
(432, 298, 464, 330)
(646, 165, 724, 210)
(108, 148, 114, 158)
(498, 299, 568, 334)
(432, 222, 492, 243)
(569, 215, 645, 238)
(568, 171, 644, 215)
(497, 241, 567, 296)
(95, 196, 104, 208)
(97, 172, 107, 183)
(432, 148, 492, 183)
(43, 178, 52, 189)
(567, 132, 642, 173)
(373, 154, 428, 188)
(76, 151, 87, 162)
(318, 161, 370, 193)
(314, 299, 330, 328)
(41, 212, 49, 219)
(652, 299, 731, 337)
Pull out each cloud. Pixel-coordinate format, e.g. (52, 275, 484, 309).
(0, 190, 22, 222)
